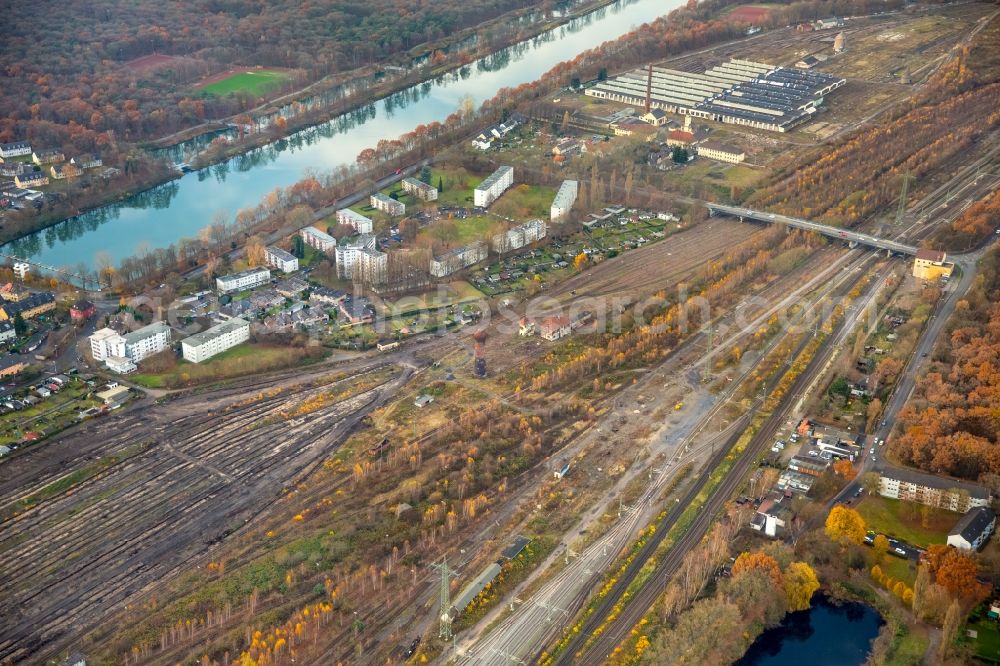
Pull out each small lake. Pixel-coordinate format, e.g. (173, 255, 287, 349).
(734, 595, 885, 666)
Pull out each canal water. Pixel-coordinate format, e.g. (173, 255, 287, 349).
(8, 0, 681, 272)
(734, 595, 885, 666)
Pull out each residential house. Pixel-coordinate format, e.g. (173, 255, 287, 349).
(429, 242, 488, 277)
(698, 141, 745, 164)
(518, 318, 536, 336)
(14, 169, 48, 188)
(539, 315, 571, 341)
(181, 318, 250, 363)
(96, 385, 131, 406)
(473, 166, 514, 208)
(50, 164, 70, 180)
(750, 495, 794, 538)
(70, 154, 102, 169)
(492, 219, 547, 254)
(274, 277, 309, 299)
(550, 180, 578, 221)
(105, 355, 137, 374)
(642, 108, 669, 126)
(414, 394, 434, 408)
(370, 192, 405, 216)
(666, 129, 696, 148)
(337, 297, 374, 325)
(0, 357, 26, 378)
(264, 246, 299, 273)
(787, 455, 829, 477)
(777, 469, 815, 494)
(309, 287, 347, 307)
(551, 139, 583, 157)
(0, 292, 55, 320)
(611, 118, 656, 137)
(334, 208, 374, 234)
(878, 468, 990, 513)
(215, 267, 271, 293)
(0, 321, 16, 344)
(32, 149, 65, 165)
(299, 226, 337, 253)
(947, 507, 995, 551)
(0, 141, 31, 159)
(912, 249, 953, 281)
(0, 284, 30, 302)
(70, 300, 96, 321)
(121, 321, 172, 362)
(401, 177, 438, 201)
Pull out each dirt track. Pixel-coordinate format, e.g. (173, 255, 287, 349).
(548, 218, 760, 302)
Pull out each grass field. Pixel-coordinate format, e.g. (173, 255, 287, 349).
(198, 69, 289, 97)
(132, 344, 317, 388)
(491, 183, 557, 219)
(963, 617, 1000, 663)
(384, 281, 485, 315)
(856, 495, 955, 548)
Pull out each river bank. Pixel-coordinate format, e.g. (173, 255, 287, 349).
(1, 0, 636, 257)
(4, 0, 671, 272)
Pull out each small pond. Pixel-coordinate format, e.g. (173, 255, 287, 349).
(734, 595, 885, 666)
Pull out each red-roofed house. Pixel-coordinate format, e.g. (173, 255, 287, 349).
(666, 130, 695, 148)
(70, 300, 96, 321)
(539, 315, 571, 341)
(912, 249, 952, 280)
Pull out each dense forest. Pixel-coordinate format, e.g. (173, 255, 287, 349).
(889, 244, 1000, 480)
(0, 0, 547, 148)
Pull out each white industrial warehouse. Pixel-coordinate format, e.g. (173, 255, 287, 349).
(586, 58, 846, 132)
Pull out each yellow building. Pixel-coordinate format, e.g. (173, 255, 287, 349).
(698, 140, 745, 164)
(912, 249, 953, 280)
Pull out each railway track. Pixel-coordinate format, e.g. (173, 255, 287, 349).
(560, 257, 889, 665)
(0, 365, 407, 665)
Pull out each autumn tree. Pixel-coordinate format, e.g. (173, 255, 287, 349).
(940, 599, 962, 661)
(732, 551, 783, 586)
(934, 549, 981, 600)
(832, 459, 856, 480)
(783, 562, 820, 611)
(573, 252, 588, 271)
(245, 235, 267, 267)
(872, 534, 889, 566)
(825, 505, 866, 545)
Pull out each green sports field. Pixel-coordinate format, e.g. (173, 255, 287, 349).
(198, 70, 289, 97)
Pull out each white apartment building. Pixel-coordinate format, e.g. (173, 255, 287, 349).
(878, 468, 990, 513)
(550, 180, 578, 221)
(105, 355, 137, 374)
(265, 246, 299, 273)
(474, 166, 514, 207)
(401, 177, 438, 201)
(697, 141, 746, 164)
(300, 226, 337, 252)
(430, 241, 488, 277)
(89, 327, 126, 361)
(335, 235, 378, 279)
(216, 267, 271, 293)
(122, 321, 172, 362)
(356, 248, 388, 285)
(335, 208, 374, 234)
(0, 141, 31, 159)
(181, 318, 251, 363)
(370, 192, 405, 216)
(492, 219, 547, 253)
